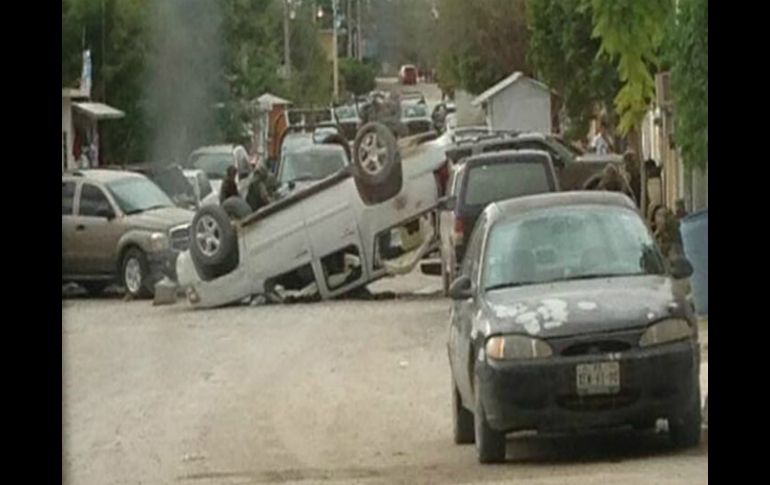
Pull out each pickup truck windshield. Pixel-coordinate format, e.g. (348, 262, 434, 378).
(107, 177, 175, 214)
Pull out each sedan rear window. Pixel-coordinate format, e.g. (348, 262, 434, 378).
(463, 161, 552, 206)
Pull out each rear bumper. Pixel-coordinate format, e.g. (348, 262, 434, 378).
(476, 339, 700, 433)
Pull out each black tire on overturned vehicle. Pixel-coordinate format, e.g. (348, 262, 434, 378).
(222, 196, 253, 220)
(190, 204, 240, 281)
(352, 122, 403, 205)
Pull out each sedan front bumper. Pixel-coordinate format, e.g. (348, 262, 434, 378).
(476, 339, 700, 434)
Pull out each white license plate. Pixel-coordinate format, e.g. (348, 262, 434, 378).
(576, 362, 621, 396)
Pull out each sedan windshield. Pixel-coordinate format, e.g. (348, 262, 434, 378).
(107, 177, 175, 215)
(483, 206, 665, 291)
(278, 147, 347, 184)
(190, 153, 232, 180)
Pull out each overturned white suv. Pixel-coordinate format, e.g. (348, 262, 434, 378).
(176, 123, 448, 308)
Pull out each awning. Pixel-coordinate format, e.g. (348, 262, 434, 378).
(73, 102, 125, 120)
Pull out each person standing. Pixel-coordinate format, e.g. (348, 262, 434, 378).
(591, 120, 614, 155)
(219, 166, 239, 203)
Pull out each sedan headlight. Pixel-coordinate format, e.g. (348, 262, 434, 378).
(149, 232, 169, 252)
(485, 335, 553, 360)
(639, 318, 694, 347)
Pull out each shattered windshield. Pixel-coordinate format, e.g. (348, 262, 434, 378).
(484, 206, 665, 291)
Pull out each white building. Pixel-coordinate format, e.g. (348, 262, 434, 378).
(472, 71, 552, 133)
(61, 89, 124, 172)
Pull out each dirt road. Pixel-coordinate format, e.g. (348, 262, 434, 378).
(63, 273, 707, 484)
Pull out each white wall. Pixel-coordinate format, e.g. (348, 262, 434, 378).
(454, 90, 485, 127)
(488, 80, 550, 133)
(62, 98, 73, 172)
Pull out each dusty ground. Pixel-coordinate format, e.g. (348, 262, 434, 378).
(62, 271, 707, 485)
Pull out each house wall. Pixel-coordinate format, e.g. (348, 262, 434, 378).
(488, 80, 551, 133)
(454, 90, 485, 126)
(62, 98, 73, 172)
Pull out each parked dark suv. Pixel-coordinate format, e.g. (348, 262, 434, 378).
(437, 149, 559, 294)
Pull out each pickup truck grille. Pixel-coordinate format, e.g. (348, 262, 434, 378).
(170, 224, 191, 252)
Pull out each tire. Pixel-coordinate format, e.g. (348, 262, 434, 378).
(222, 196, 252, 220)
(474, 374, 506, 463)
(352, 122, 400, 186)
(669, 383, 702, 448)
(121, 248, 152, 299)
(354, 162, 403, 205)
(190, 204, 239, 281)
(81, 281, 108, 296)
(453, 384, 475, 444)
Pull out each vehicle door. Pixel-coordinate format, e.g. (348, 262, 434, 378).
(62, 180, 78, 275)
(450, 214, 487, 401)
(72, 183, 123, 275)
(302, 181, 366, 298)
(234, 147, 253, 196)
(439, 167, 462, 272)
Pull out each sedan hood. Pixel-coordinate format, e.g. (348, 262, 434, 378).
(127, 206, 194, 231)
(482, 275, 686, 338)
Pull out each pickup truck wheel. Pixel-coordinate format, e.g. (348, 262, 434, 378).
(121, 248, 152, 299)
(190, 205, 239, 281)
(222, 196, 252, 220)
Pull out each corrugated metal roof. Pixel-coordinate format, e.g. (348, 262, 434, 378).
(472, 72, 550, 106)
(73, 102, 125, 120)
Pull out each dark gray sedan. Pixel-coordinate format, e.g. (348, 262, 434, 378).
(447, 192, 700, 463)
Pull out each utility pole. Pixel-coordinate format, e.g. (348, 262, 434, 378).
(356, 0, 362, 61)
(101, 0, 107, 101)
(283, 0, 291, 79)
(333, 0, 339, 99)
(347, 0, 353, 57)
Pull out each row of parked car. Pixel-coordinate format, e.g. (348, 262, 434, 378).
(62, 119, 702, 463)
(419, 126, 700, 462)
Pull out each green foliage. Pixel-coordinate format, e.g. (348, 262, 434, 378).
(663, 0, 708, 169)
(526, 0, 619, 141)
(587, 0, 674, 134)
(340, 58, 376, 96)
(436, 0, 530, 95)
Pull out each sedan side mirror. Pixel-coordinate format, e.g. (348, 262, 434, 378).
(670, 256, 694, 279)
(449, 275, 473, 300)
(438, 195, 456, 211)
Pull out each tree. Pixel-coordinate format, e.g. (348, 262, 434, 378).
(587, 0, 674, 135)
(340, 58, 376, 96)
(526, 0, 619, 141)
(435, 0, 530, 95)
(663, 0, 707, 169)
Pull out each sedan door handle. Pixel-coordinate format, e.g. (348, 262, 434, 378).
(76, 225, 85, 231)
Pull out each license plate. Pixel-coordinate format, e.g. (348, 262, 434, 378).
(576, 362, 620, 396)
